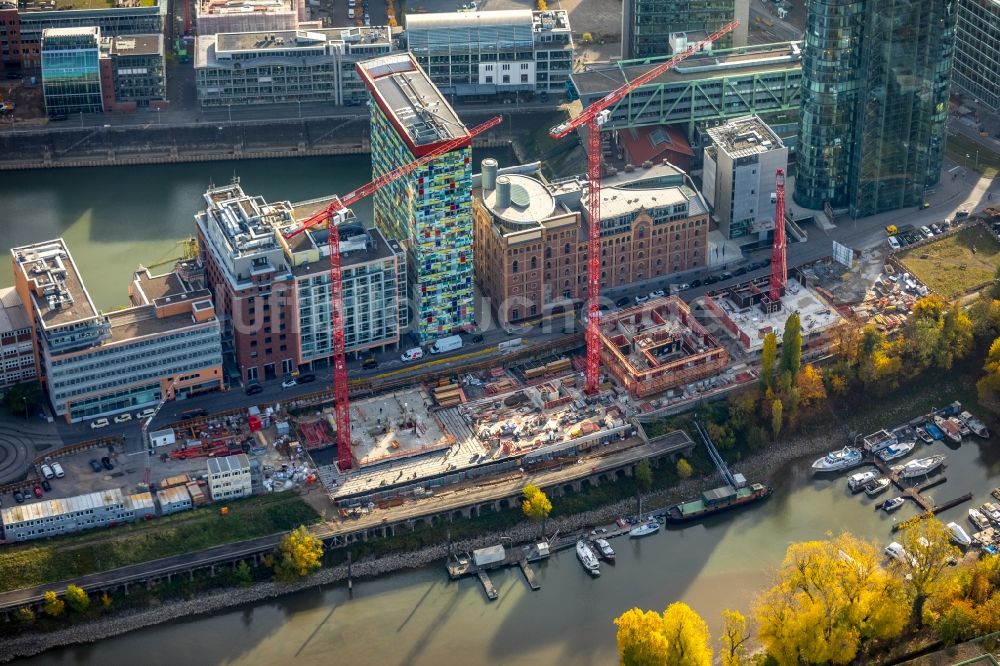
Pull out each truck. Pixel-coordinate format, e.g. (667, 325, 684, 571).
(430, 334, 463, 355)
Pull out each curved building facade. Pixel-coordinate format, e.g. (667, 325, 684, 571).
(795, 0, 955, 217)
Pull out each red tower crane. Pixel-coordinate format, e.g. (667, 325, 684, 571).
(281, 115, 503, 471)
(548, 21, 740, 394)
(769, 169, 787, 303)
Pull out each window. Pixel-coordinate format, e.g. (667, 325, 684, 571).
(521, 74, 528, 83)
(512, 260, 519, 273)
(530, 256, 537, 270)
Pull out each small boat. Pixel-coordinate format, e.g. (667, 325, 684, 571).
(878, 441, 916, 462)
(924, 421, 945, 441)
(884, 541, 912, 565)
(862, 429, 897, 453)
(848, 470, 880, 492)
(915, 426, 933, 443)
(629, 520, 661, 537)
(959, 411, 990, 438)
(593, 538, 615, 563)
(665, 483, 772, 522)
(864, 477, 891, 497)
(811, 447, 863, 472)
(947, 521, 973, 547)
(992, 487, 1000, 502)
(934, 415, 962, 444)
(981, 502, 1000, 524)
(576, 539, 601, 576)
(893, 454, 946, 479)
(882, 497, 906, 513)
(969, 508, 991, 531)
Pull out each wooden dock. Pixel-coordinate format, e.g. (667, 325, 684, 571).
(870, 457, 973, 526)
(518, 558, 541, 590)
(477, 570, 498, 601)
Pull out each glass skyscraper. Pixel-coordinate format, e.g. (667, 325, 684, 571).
(41, 27, 104, 117)
(795, 0, 956, 217)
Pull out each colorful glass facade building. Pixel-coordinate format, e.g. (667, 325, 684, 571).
(796, 0, 956, 217)
(41, 26, 103, 116)
(358, 53, 475, 342)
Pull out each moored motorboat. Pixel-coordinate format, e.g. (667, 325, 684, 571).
(934, 415, 962, 444)
(848, 470, 880, 493)
(882, 497, 906, 513)
(864, 477, 891, 497)
(924, 421, 945, 441)
(629, 520, 661, 537)
(893, 454, 946, 479)
(969, 508, 991, 531)
(959, 411, 990, 438)
(992, 487, 1000, 502)
(593, 538, 615, 563)
(878, 441, 916, 462)
(915, 426, 933, 443)
(811, 447, 863, 472)
(947, 521, 973, 547)
(981, 502, 1000, 524)
(884, 541, 912, 565)
(576, 539, 600, 576)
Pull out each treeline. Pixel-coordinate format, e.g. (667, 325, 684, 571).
(614, 519, 1000, 665)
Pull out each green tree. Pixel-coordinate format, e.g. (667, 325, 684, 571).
(770, 399, 783, 439)
(2, 381, 41, 417)
(634, 459, 653, 519)
(760, 332, 777, 390)
(16, 607, 35, 626)
(780, 313, 802, 377)
(65, 584, 89, 612)
(43, 590, 65, 618)
(273, 526, 324, 582)
(676, 458, 693, 479)
(234, 560, 253, 587)
(719, 609, 752, 666)
(521, 484, 552, 537)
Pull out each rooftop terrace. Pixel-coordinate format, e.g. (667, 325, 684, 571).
(11, 239, 99, 329)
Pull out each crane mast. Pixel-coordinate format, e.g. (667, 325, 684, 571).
(549, 21, 740, 394)
(283, 116, 503, 471)
(769, 169, 787, 303)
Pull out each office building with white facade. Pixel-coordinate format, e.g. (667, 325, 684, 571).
(405, 9, 573, 100)
(195, 26, 394, 107)
(11, 239, 224, 423)
(702, 116, 788, 240)
(0, 488, 155, 542)
(0, 287, 38, 393)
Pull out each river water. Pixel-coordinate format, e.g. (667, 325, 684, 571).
(5, 158, 1000, 664)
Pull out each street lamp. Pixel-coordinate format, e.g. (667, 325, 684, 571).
(297, 99, 302, 120)
(228, 104, 232, 123)
(156, 107, 161, 126)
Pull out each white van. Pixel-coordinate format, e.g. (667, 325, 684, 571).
(51, 462, 65, 478)
(401, 347, 424, 362)
(40, 463, 55, 480)
(430, 335, 463, 354)
(348, 7, 355, 18)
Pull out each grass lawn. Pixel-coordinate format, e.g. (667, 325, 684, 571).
(946, 131, 1000, 179)
(0, 493, 319, 593)
(898, 225, 1000, 298)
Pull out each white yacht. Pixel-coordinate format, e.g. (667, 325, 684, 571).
(812, 447, 863, 472)
(576, 539, 600, 576)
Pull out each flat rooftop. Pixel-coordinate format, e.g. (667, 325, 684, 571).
(216, 26, 391, 53)
(197, 0, 293, 16)
(0, 287, 31, 333)
(358, 53, 469, 149)
(106, 303, 209, 344)
(22, 0, 158, 12)
(200, 182, 289, 257)
(571, 41, 803, 96)
(11, 239, 99, 329)
(103, 33, 162, 56)
(706, 115, 784, 159)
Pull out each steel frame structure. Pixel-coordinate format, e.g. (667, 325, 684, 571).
(769, 168, 787, 303)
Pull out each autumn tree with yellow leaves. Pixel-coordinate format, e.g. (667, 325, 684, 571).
(273, 526, 324, 581)
(614, 602, 712, 666)
(891, 518, 961, 626)
(521, 484, 552, 537)
(754, 533, 909, 664)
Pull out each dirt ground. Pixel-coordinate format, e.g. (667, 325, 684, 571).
(899, 225, 1000, 298)
(1, 80, 46, 122)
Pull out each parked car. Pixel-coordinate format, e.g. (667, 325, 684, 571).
(280, 377, 298, 389)
(470, 333, 484, 343)
(689, 279, 702, 288)
(648, 289, 665, 299)
(89, 459, 103, 473)
(113, 412, 132, 423)
(887, 236, 901, 250)
(362, 356, 379, 370)
(136, 407, 156, 420)
(41, 479, 51, 492)
(245, 383, 264, 396)
(955, 209, 969, 219)
(703, 275, 719, 285)
(40, 463, 54, 480)
(180, 408, 208, 420)
(634, 293, 650, 305)
(13, 490, 24, 503)
(297, 373, 317, 384)
(734, 267, 748, 276)
(920, 226, 933, 238)
(720, 271, 734, 280)
(89, 417, 109, 429)
(401, 347, 424, 362)
(672, 283, 690, 293)
(33, 485, 43, 499)
(101, 456, 114, 471)
(931, 223, 942, 234)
